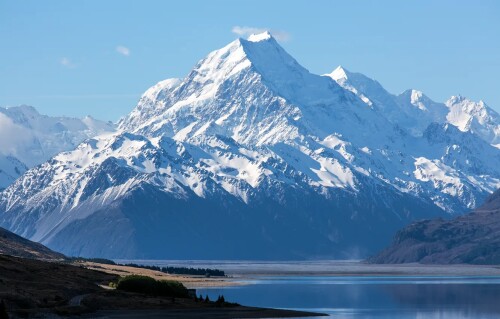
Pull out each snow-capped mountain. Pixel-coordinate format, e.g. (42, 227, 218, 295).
(327, 66, 500, 145)
(445, 95, 500, 145)
(1, 32, 499, 259)
(0, 105, 115, 189)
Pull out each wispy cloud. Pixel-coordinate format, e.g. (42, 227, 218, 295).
(231, 26, 290, 42)
(116, 45, 130, 56)
(0, 113, 32, 155)
(60, 57, 76, 68)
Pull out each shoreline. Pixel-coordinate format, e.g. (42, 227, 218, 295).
(80, 262, 244, 288)
(4, 255, 497, 318)
(83, 307, 327, 319)
(0, 255, 325, 318)
(85, 260, 500, 290)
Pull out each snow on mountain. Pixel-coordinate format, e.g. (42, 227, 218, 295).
(0, 33, 499, 259)
(0, 105, 116, 188)
(325, 66, 442, 137)
(445, 95, 500, 145)
(326, 66, 500, 146)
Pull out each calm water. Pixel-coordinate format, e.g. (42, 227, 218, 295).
(118, 260, 500, 318)
(198, 276, 500, 319)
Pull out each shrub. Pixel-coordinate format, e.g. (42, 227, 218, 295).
(68, 257, 116, 265)
(116, 275, 189, 298)
(218, 295, 225, 303)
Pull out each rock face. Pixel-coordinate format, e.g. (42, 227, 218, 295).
(0, 32, 499, 259)
(369, 188, 500, 264)
(0, 227, 64, 260)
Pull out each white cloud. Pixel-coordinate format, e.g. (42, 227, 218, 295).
(231, 26, 290, 42)
(232, 26, 267, 36)
(116, 45, 130, 56)
(0, 114, 32, 156)
(60, 57, 76, 68)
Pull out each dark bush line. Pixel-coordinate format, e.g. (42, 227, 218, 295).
(67, 257, 117, 265)
(193, 294, 239, 307)
(67, 257, 225, 276)
(122, 263, 225, 277)
(115, 275, 189, 298)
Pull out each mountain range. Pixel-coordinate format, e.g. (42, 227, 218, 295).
(0, 105, 115, 189)
(0, 32, 499, 259)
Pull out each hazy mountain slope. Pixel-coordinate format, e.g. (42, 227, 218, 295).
(0, 105, 115, 189)
(0, 226, 64, 260)
(0, 155, 27, 191)
(369, 188, 500, 264)
(0, 32, 498, 259)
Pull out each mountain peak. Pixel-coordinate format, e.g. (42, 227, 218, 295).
(186, 33, 337, 105)
(325, 67, 382, 91)
(444, 95, 500, 144)
(4, 104, 39, 116)
(410, 89, 423, 101)
(446, 95, 488, 110)
(326, 65, 350, 81)
(447, 95, 467, 105)
(247, 31, 273, 42)
(399, 89, 426, 104)
(446, 95, 488, 107)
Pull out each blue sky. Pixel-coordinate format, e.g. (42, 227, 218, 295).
(1, 0, 499, 121)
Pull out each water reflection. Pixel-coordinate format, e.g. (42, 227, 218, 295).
(387, 283, 500, 313)
(199, 276, 500, 318)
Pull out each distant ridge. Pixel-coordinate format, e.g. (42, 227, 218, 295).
(369, 188, 500, 264)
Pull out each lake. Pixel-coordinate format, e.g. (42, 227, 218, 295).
(198, 276, 500, 318)
(119, 260, 500, 319)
